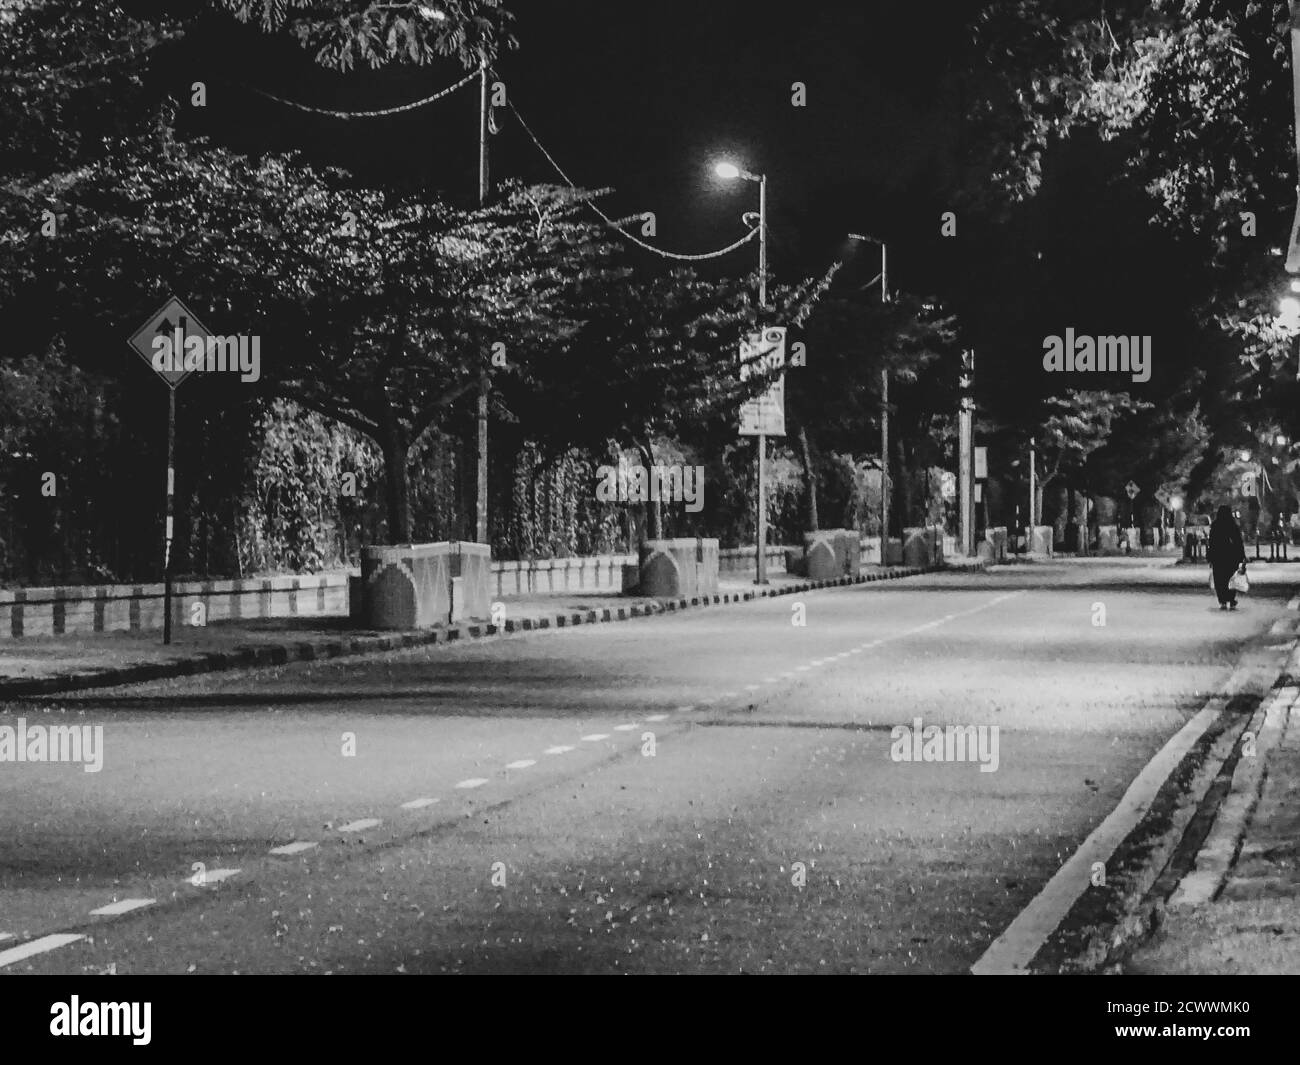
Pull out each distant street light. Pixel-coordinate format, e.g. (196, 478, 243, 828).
(1170, 495, 1184, 512)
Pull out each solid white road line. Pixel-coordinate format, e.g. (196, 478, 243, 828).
(505, 759, 537, 769)
(0, 933, 85, 969)
(455, 778, 489, 789)
(401, 797, 438, 810)
(270, 841, 318, 855)
(579, 734, 610, 742)
(90, 898, 154, 917)
(338, 818, 381, 833)
(971, 692, 1233, 975)
(613, 724, 639, 731)
(544, 745, 575, 754)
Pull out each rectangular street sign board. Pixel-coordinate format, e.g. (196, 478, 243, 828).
(739, 327, 786, 437)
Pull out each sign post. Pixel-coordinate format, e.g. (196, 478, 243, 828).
(739, 327, 787, 584)
(128, 297, 209, 644)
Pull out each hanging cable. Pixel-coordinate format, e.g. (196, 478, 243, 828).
(232, 69, 478, 119)
(506, 100, 759, 262)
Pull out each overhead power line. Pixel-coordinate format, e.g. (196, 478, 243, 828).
(506, 101, 760, 262)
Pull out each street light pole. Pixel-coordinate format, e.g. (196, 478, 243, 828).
(475, 56, 490, 545)
(756, 172, 768, 584)
(848, 234, 890, 562)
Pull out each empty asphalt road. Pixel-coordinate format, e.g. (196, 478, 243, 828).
(2, 557, 1295, 973)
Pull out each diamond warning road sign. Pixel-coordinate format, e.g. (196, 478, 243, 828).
(127, 296, 211, 389)
(1125, 480, 1140, 500)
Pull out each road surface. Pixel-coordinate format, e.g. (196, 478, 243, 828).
(1, 558, 1293, 973)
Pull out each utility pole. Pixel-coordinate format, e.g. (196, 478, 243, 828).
(755, 173, 769, 584)
(959, 349, 975, 556)
(163, 388, 176, 644)
(880, 369, 889, 562)
(1028, 436, 1037, 530)
(475, 57, 490, 545)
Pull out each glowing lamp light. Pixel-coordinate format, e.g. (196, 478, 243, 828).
(715, 162, 741, 180)
(1170, 495, 1184, 511)
(1280, 296, 1300, 318)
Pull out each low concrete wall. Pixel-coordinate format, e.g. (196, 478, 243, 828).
(719, 546, 790, 576)
(861, 537, 905, 566)
(491, 554, 635, 598)
(0, 573, 350, 640)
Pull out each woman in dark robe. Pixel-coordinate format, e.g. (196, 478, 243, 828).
(1207, 505, 1248, 610)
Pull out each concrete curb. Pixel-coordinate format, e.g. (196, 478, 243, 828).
(0, 560, 987, 699)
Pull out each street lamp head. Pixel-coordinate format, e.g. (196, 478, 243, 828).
(715, 161, 741, 180)
(1170, 495, 1184, 511)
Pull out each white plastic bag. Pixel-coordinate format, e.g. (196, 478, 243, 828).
(1229, 569, 1249, 594)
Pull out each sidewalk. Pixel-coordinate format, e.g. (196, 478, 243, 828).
(1125, 659, 1300, 973)
(0, 560, 973, 698)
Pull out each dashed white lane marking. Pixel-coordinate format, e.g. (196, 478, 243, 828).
(744, 684, 761, 692)
(811, 659, 828, 666)
(401, 797, 438, 810)
(193, 868, 240, 885)
(338, 818, 381, 833)
(763, 677, 778, 684)
(270, 841, 318, 855)
(0, 933, 85, 969)
(579, 734, 610, 742)
(645, 714, 668, 722)
(721, 691, 739, 699)
(676, 704, 697, 712)
(613, 724, 639, 731)
(795, 666, 812, 672)
(544, 745, 575, 755)
(90, 898, 154, 917)
(505, 759, 537, 769)
(455, 778, 489, 789)
(781, 672, 796, 679)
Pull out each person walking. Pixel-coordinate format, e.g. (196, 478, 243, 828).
(1207, 504, 1248, 610)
